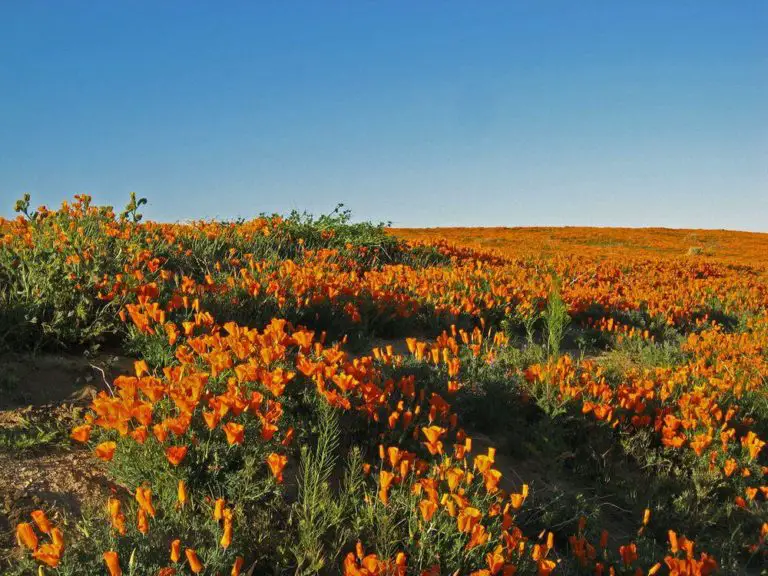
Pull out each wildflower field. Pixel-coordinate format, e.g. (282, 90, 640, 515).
(2, 194, 768, 575)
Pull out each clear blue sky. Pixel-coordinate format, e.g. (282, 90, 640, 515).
(1, 2, 766, 230)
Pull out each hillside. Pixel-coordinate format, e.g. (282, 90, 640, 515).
(1, 195, 767, 575)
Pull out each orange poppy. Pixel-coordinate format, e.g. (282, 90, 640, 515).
(185, 548, 204, 574)
(94, 441, 117, 461)
(107, 498, 126, 535)
(379, 470, 395, 505)
(223, 422, 245, 445)
(457, 507, 483, 534)
(220, 515, 233, 549)
(419, 499, 437, 522)
(103, 551, 122, 576)
(135, 486, 156, 518)
(165, 445, 188, 466)
(137, 508, 149, 534)
(31, 510, 53, 535)
(70, 424, 91, 443)
(267, 452, 288, 483)
(33, 542, 63, 567)
(16, 522, 38, 551)
(170, 539, 181, 562)
(214, 498, 226, 521)
(177, 480, 188, 508)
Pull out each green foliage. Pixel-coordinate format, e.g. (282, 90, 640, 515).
(0, 194, 451, 353)
(292, 398, 346, 574)
(544, 282, 570, 358)
(0, 195, 142, 351)
(118, 192, 148, 223)
(0, 420, 65, 452)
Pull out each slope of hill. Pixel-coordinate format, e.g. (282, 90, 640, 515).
(1, 195, 766, 574)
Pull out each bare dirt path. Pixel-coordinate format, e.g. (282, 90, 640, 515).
(0, 352, 134, 564)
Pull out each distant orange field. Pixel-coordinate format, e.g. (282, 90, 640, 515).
(391, 227, 768, 265)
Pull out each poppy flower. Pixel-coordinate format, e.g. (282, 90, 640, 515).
(483, 469, 502, 493)
(421, 426, 445, 455)
(457, 507, 482, 533)
(260, 421, 278, 441)
(185, 548, 204, 574)
(466, 523, 489, 550)
(31, 510, 52, 535)
(16, 522, 38, 551)
(619, 543, 637, 567)
(130, 426, 149, 444)
(486, 548, 506, 574)
(510, 493, 526, 510)
(33, 542, 63, 567)
(445, 467, 464, 492)
(223, 422, 245, 445)
(135, 486, 156, 518)
(214, 498, 226, 521)
(134, 359, 149, 378)
(94, 441, 117, 461)
(281, 427, 295, 447)
(537, 558, 556, 576)
(267, 452, 287, 483)
(107, 498, 126, 535)
(202, 410, 220, 430)
(70, 424, 91, 443)
(103, 551, 122, 576)
(170, 539, 181, 563)
(51, 527, 64, 551)
(177, 480, 188, 508)
(165, 445, 188, 466)
(379, 470, 395, 504)
(419, 499, 437, 522)
(153, 423, 170, 443)
(137, 508, 149, 534)
(220, 515, 233, 549)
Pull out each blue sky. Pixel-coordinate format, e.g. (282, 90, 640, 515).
(1, 2, 766, 230)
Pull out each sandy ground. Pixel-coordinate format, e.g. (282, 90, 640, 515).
(0, 352, 134, 563)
